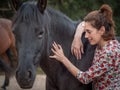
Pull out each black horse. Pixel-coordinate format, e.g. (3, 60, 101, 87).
(11, 0, 120, 90)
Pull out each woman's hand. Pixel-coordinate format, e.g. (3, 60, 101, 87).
(71, 21, 85, 60)
(49, 42, 66, 63)
(50, 42, 80, 79)
(71, 38, 84, 60)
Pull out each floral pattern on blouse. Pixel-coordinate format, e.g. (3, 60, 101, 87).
(77, 40, 120, 90)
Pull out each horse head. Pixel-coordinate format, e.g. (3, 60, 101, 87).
(12, 0, 48, 88)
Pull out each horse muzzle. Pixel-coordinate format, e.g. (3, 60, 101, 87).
(16, 69, 35, 89)
(18, 80, 34, 89)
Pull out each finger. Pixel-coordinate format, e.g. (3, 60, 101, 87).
(51, 48, 57, 55)
(73, 49, 78, 60)
(52, 44, 56, 50)
(52, 43, 59, 51)
(54, 41, 59, 48)
(78, 50, 81, 59)
(73, 48, 76, 56)
(49, 55, 56, 59)
(58, 44, 62, 50)
(49, 55, 54, 58)
(81, 46, 84, 54)
(77, 49, 80, 60)
(71, 46, 74, 55)
(76, 50, 79, 60)
(76, 49, 82, 60)
(54, 42, 60, 51)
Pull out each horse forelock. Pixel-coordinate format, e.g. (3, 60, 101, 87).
(13, 2, 43, 26)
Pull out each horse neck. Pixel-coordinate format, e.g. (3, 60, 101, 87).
(40, 9, 78, 76)
(46, 7, 77, 57)
(47, 7, 76, 34)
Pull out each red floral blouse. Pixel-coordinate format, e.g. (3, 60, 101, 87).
(76, 40, 120, 90)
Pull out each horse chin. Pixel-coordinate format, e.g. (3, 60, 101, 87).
(20, 84, 33, 89)
(16, 74, 35, 89)
(17, 79, 35, 89)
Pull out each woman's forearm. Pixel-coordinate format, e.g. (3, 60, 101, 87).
(61, 57, 80, 78)
(74, 21, 85, 39)
(61, 57, 92, 84)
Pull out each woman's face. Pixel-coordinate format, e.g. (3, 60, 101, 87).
(84, 22, 104, 45)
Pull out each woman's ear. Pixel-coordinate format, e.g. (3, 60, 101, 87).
(99, 26, 105, 35)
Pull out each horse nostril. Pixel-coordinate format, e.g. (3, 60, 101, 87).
(16, 69, 32, 79)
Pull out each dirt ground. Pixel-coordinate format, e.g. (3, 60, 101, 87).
(0, 74, 46, 90)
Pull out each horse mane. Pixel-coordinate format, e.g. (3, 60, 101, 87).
(45, 7, 78, 41)
(47, 7, 74, 24)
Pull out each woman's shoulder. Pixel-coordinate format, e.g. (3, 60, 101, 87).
(105, 40, 120, 56)
(95, 40, 120, 57)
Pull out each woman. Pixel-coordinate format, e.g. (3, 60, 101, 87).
(49, 4, 120, 90)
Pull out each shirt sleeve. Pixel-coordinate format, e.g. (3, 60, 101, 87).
(76, 52, 112, 84)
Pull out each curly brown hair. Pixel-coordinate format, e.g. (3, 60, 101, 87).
(84, 4, 115, 41)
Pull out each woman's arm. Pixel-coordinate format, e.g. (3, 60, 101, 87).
(74, 21, 85, 38)
(71, 21, 85, 60)
(50, 42, 110, 84)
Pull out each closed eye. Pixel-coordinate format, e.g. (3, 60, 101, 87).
(85, 29, 91, 34)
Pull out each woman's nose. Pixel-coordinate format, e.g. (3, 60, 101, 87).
(85, 32, 88, 38)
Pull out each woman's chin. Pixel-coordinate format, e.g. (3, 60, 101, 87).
(89, 42, 96, 45)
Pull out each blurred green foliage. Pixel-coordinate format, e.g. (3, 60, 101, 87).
(0, 0, 120, 35)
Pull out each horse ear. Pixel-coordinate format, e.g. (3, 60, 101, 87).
(37, 0, 47, 13)
(10, 0, 23, 11)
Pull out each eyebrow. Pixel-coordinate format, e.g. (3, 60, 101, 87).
(85, 29, 90, 32)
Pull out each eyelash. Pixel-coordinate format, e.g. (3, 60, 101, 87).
(87, 31, 91, 34)
(85, 30, 91, 34)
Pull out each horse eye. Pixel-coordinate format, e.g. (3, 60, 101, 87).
(37, 31, 43, 39)
(35, 27, 44, 39)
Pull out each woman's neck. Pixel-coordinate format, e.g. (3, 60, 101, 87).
(97, 39, 110, 49)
